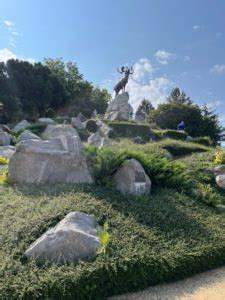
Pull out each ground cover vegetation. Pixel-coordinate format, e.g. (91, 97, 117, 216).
(1, 138, 225, 299)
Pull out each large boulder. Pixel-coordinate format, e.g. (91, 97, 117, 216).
(214, 165, 225, 176)
(105, 92, 133, 121)
(71, 117, 86, 130)
(96, 120, 112, 137)
(0, 146, 15, 159)
(114, 158, 151, 195)
(87, 132, 110, 149)
(9, 130, 93, 184)
(0, 131, 11, 146)
(216, 175, 225, 189)
(12, 120, 31, 133)
(17, 130, 41, 143)
(42, 124, 78, 140)
(24, 212, 100, 263)
(38, 118, 55, 125)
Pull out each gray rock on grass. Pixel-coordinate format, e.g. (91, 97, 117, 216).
(24, 212, 100, 263)
(114, 158, 151, 195)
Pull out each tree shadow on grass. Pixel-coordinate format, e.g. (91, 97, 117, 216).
(14, 183, 215, 243)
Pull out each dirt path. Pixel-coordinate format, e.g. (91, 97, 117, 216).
(111, 267, 225, 300)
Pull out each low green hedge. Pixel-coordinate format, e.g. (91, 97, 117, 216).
(106, 121, 152, 140)
(27, 123, 47, 136)
(192, 136, 213, 147)
(152, 129, 188, 141)
(1, 184, 225, 299)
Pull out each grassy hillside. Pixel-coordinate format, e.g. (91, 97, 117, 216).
(0, 139, 225, 299)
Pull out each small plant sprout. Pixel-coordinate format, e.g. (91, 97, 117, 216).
(98, 222, 110, 254)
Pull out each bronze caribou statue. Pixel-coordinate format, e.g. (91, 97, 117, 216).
(114, 66, 134, 95)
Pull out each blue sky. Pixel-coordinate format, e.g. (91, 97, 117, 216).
(0, 0, 225, 123)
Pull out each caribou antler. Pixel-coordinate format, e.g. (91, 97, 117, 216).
(117, 66, 125, 74)
(129, 66, 134, 74)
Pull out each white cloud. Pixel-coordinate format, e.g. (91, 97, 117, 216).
(184, 56, 190, 62)
(3, 20, 14, 28)
(193, 25, 201, 31)
(0, 48, 35, 64)
(12, 31, 20, 36)
(127, 76, 172, 111)
(132, 58, 155, 81)
(154, 50, 175, 65)
(0, 48, 17, 62)
(211, 64, 225, 75)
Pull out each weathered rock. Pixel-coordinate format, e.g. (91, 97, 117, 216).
(12, 120, 31, 133)
(216, 174, 225, 189)
(133, 136, 145, 144)
(114, 158, 151, 195)
(96, 120, 112, 137)
(42, 124, 77, 140)
(17, 130, 41, 143)
(87, 132, 110, 149)
(1, 125, 11, 134)
(9, 132, 93, 184)
(92, 109, 98, 119)
(71, 117, 86, 130)
(24, 212, 100, 263)
(186, 136, 193, 142)
(214, 165, 225, 176)
(105, 92, 133, 121)
(0, 146, 15, 159)
(77, 112, 87, 122)
(0, 131, 11, 146)
(38, 118, 55, 125)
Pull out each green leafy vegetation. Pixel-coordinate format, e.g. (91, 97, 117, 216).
(107, 121, 152, 140)
(1, 139, 225, 299)
(0, 58, 111, 122)
(149, 87, 221, 143)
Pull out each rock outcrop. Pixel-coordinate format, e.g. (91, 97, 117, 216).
(105, 92, 133, 121)
(9, 125, 93, 184)
(0, 131, 11, 146)
(114, 158, 151, 195)
(24, 212, 100, 263)
(0, 146, 15, 159)
(12, 120, 31, 133)
(17, 130, 41, 143)
(216, 174, 225, 189)
(38, 118, 55, 125)
(87, 132, 110, 149)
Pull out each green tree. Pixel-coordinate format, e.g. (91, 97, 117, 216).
(136, 99, 154, 119)
(149, 90, 221, 143)
(167, 87, 193, 105)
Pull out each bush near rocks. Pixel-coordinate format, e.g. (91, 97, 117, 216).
(152, 129, 188, 141)
(86, 119, 98, 133)
(106, 121, 152, 140)
(1, 184, 225, 299)
(192, 136, 213, 147)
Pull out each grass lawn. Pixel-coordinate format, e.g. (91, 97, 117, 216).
(0, 140, 225, 299)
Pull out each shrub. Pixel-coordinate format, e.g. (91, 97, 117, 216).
(107, 121, 152, 140)
(162, 130, 188, 140)
(77, 129, 90, 141)
(86, 119, 98, 133)
(214, 150, 225, 165)
(0, 157, 9, 165)
(27, 123, 47, 136)
(194, 183, 221, 207)
(192, 136, 213, 147)
(85, 146, 189, 190)
(161, 139, 209, 156)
